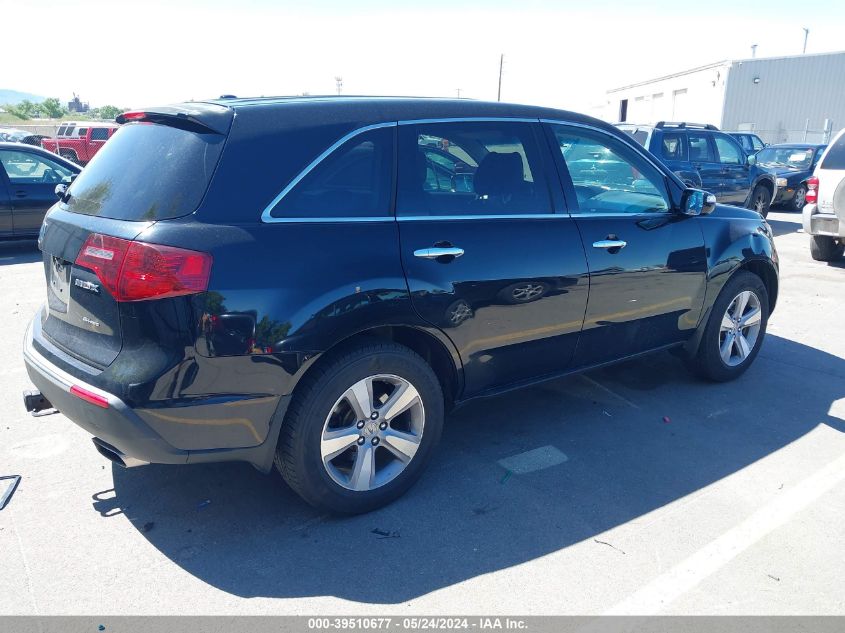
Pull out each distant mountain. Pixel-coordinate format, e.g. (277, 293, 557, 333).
(0, 89, 47, 104)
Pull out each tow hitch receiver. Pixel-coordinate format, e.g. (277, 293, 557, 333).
(23, 390, 57, 416)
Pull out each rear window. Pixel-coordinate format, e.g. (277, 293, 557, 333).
(65, 123, 225, 220)
(821, 134, 845, 170)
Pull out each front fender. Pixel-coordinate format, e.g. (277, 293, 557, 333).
(684, 206, 778, 353)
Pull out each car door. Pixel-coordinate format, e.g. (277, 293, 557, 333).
(0, 169, 12, 237)
(713, 133, 749, 205)
(687, 132, 724, 200)
(397, 119, 589, 396)
(544, 122, 707, 367)
(0, 149, 75, 236)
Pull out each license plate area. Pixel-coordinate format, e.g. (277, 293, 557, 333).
(48, 255, 71, 310)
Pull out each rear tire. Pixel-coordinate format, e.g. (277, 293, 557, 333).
(810, 235, 845, 261)
(59, 149, 80, 165)
(685, 271, 769, 382)
(275, 341, 444, 514)
(748, 184, 771, 218)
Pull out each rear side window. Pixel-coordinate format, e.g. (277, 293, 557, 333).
(688, 134, 715, 162)
(65, 123, 225, 220)
(661, 133, 686, 160)
(269, 126, 393, 219)
(57, 126, 67, 136)
(91, 128, 110, 141)
(821, 134, 845, 170)
(397, 121, 552, 217)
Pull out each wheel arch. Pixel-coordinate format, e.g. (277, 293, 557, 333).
(292, 325, 463, 411)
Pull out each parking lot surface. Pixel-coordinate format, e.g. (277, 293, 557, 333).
(1, 210, 843, 615)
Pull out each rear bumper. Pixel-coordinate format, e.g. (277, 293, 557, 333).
(23, 318, 289, 472)
(802, 204, 844, 237)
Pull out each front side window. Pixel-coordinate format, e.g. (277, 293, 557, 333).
(270, 126, 394, 219)
(0, 150, 74, 183)
(397, 121, 552, 217)
(714, 135, 743, 165)
(751, 136, 765, 151)
(688, 134, 715, 162)
(552, 126, 670, 215)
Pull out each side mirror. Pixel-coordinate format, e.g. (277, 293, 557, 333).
(681, 188, 717, 216)
(54, 183, 67, 199)
(747, 153, 757, 166)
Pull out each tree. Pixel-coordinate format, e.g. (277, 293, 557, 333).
(41, 97, 67, 119)
(98, 105, 123, 120)
(3, 100, 43, 120)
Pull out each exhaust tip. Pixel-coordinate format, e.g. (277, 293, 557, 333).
(91, 438, 148, 468)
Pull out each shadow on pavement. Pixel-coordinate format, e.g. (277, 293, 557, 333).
(105, 334, 843, 603)
(765, 216, 802, 238)
(0, 241, 40, 265)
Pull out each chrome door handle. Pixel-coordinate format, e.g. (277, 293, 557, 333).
(414, 247, 465, 259)
(592, 240, 627, 250)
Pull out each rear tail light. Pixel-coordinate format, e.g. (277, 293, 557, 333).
(75, 233, 212, 302)
(806, 176, 819, 205)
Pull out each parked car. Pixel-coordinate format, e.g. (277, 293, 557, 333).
(22, 98, 778, 514)
(617, 121, 776, 217)
(727, 131, 767, 155)
(802, 128, 845, 261)
(40, 122, 119, 165)
(0, 127, 30, 142)
(757, 143, 827, 212)
(0, 142, 80, 239)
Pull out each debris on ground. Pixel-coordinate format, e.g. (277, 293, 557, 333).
(767, 574, 781, 582)
(371, 528, 400, 539)
(594, 538, 626, 555)
(500, 470, 512, 484)
(662, 416, 671, 424)
(603, 410, 612, 417)
(0, 475, 21, 511)
(197, 499, 212, 510)
(142, 522, 155, 533)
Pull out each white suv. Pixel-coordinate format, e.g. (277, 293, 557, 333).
(803, 128, 845, 261)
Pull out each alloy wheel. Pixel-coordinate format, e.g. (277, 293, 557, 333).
(718, 290, 762, 367)
(320, 374, 425, 491)
(512, 282, 545, 302)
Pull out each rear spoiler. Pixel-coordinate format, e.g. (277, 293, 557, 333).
(116, 103, 233, 135)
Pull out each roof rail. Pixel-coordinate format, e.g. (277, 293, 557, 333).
(655, 121, 719, 130)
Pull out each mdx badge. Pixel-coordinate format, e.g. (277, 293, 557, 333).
(74, 278, 100, 294)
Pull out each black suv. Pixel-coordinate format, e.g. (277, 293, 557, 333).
(23, 98, 778, 514)
(617, 122, 776, 217)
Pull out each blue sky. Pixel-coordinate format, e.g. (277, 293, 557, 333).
(3, 0, 844, 111)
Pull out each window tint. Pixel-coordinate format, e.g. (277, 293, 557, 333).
(77, 128, 89, 137)
(0, 150, 74, 184)
(57, 126, 67, 136)
(821, 135, 845, 170)
(661, 133, 686, 160)
(63, 126, 75, 137)
(688, 134, 715, 162)
(552, 126, 670, 215)
(91, 128, 110, 141)
(270, 126, 393, 219)
(397, 122, 551, 217)
(714, 135, 743, 165)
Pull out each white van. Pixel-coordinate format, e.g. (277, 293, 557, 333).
(803, 128, 845, 261)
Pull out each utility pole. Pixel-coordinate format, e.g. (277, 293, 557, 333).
(751, 44, 757, 58)
(335, 76, 343, 95)
(497, 54, 504, 102)
(802, 27, 809, 54)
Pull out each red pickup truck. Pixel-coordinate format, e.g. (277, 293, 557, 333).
(41, 122, 119, 165)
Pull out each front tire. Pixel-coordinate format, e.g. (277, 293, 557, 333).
(790, 185, 807, 212)
(809, 235, 845, 262)
(686, 271, 769, 382)
(748, 184, 772, 218)
(275, 341, 444, 514)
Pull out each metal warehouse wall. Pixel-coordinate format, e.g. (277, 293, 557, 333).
(722, 51, 845, 144)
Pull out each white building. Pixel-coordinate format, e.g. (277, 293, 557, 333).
(598, 50, 845, 144)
